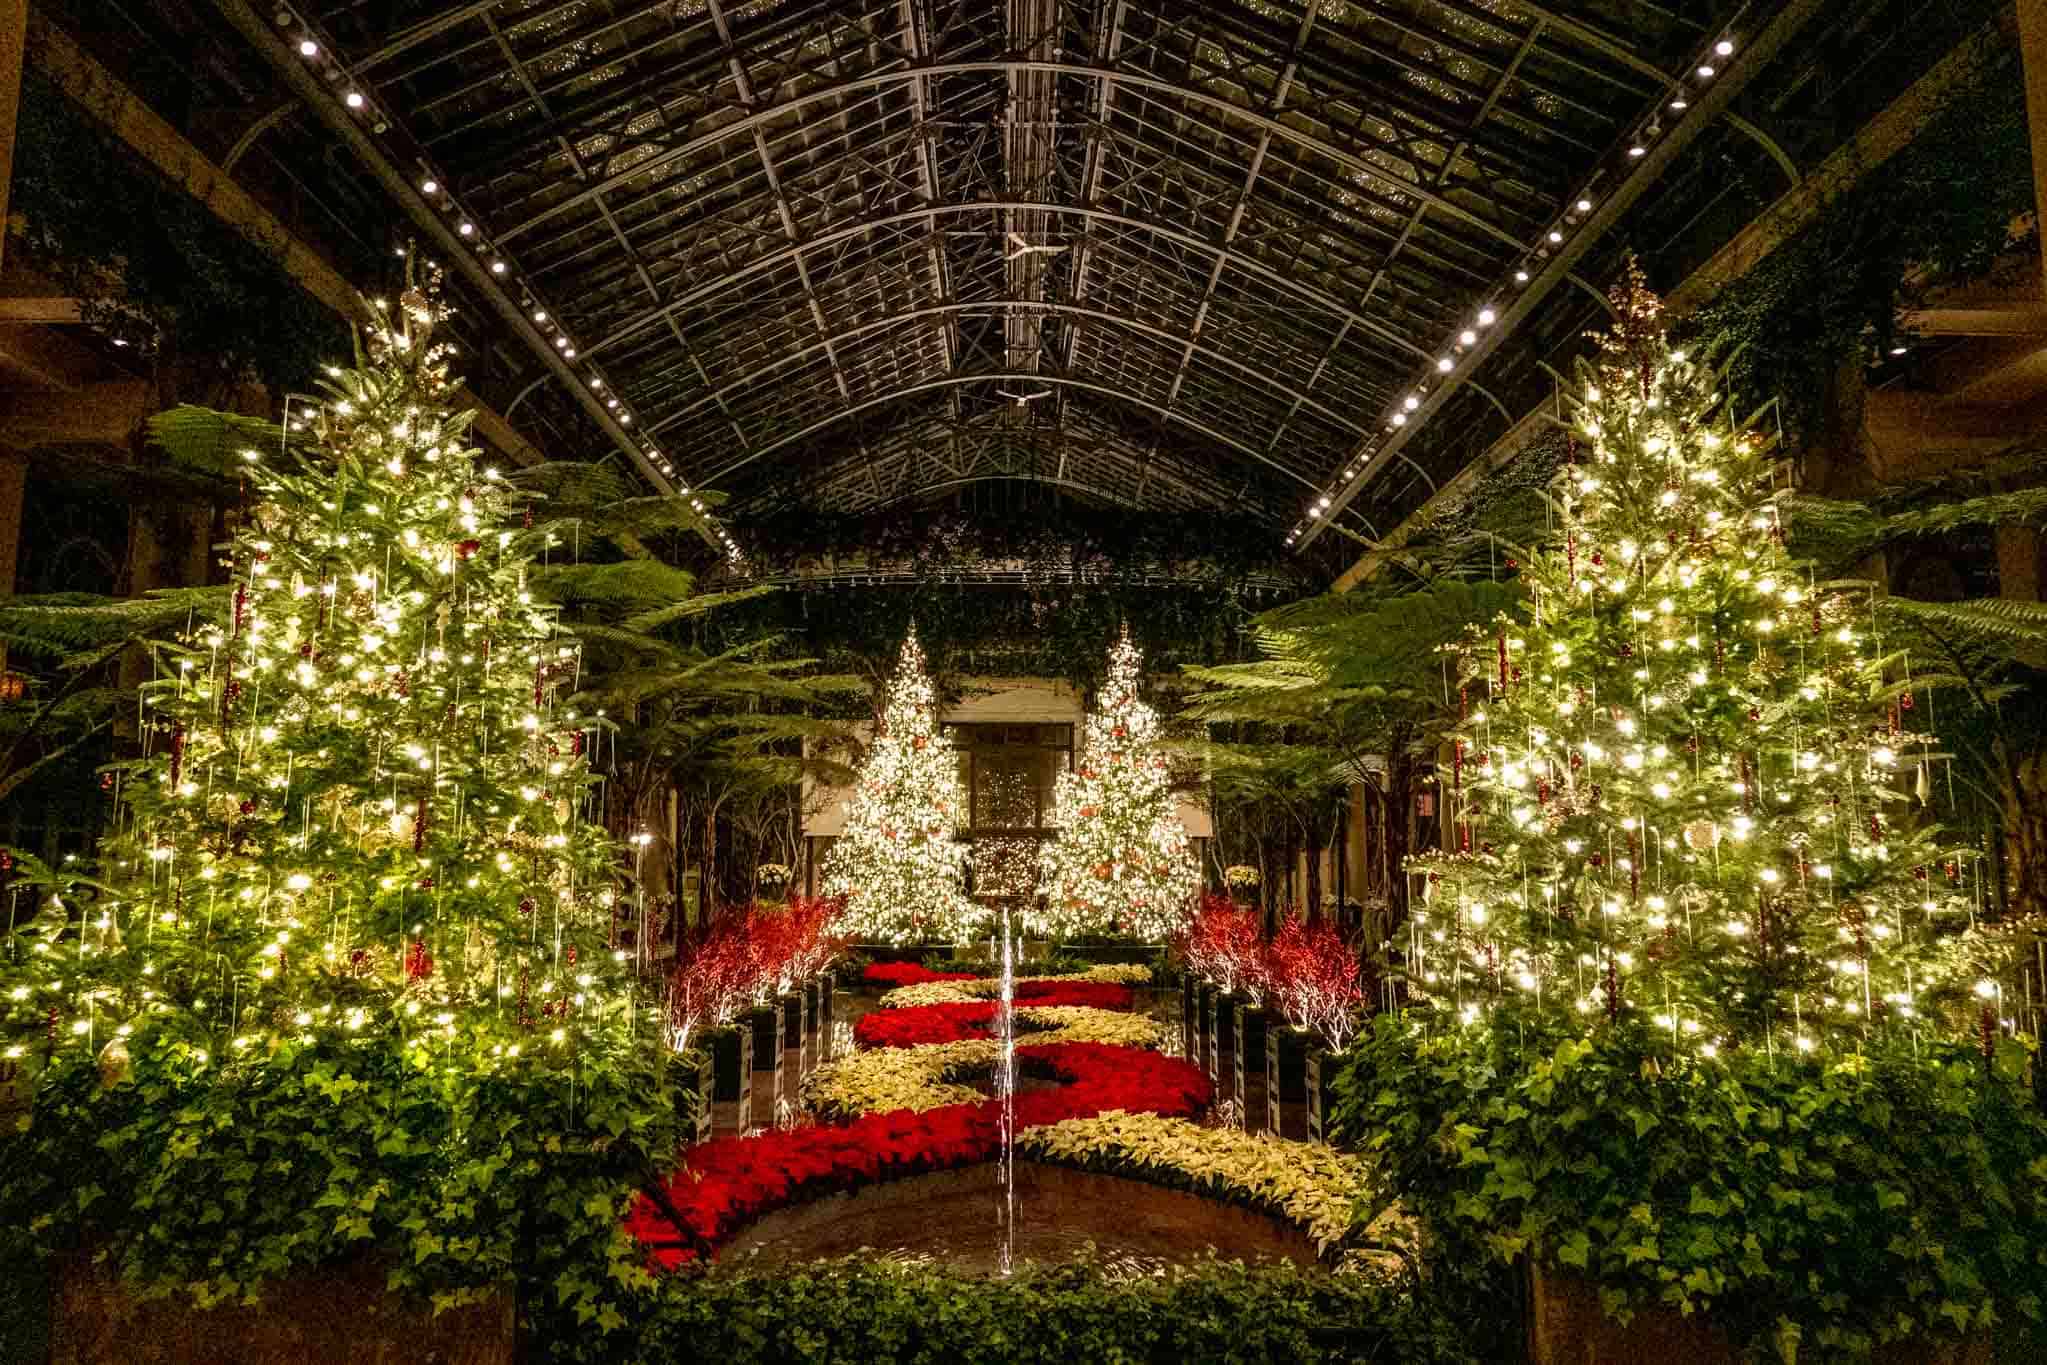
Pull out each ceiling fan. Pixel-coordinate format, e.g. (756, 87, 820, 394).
(1004, 232, 1070, 262)
(996, 387, 1053, 406)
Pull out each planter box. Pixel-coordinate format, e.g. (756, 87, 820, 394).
(1305, 1043, 1335, 1144)
(1194, 982, 1215, 1078)
(1181, 975, 1199, 1060)
(50, 1254, 512, 1364)
(749, 1007, 782, 1129)
(818, 970, 835, 1060)
(708, 1026, 751, 1135)
(672, 1051, 714, 1146)
(1206, 991, 1240, 1093)
(1526, 1263, 1992, 1365)
(1266, 1026, 1311, 1140)
(1058, 942, 1165, 966)
(801, 982, 818, 1073)
(1233, 1003, 1269, 1133)
(781, 991, 804, 1081)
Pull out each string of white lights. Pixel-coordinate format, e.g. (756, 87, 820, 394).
(271, 7, 744, 565)
(1285, 29, 1747, 553)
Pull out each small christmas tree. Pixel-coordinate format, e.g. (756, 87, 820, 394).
(821, 631, 980, 943)
(1409, 264, 1973, 1057)
(1035, 631, 1200, 940)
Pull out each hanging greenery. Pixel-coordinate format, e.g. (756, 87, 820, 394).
(1679, 26, 2032, 434)
(8, 73, 346, 397)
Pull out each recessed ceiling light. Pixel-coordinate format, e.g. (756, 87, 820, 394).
(421, 178, 438, 195)
(344, 91, 365, 109)
(1575, 198, 1592, 213)
(1478, 308, 1496, 326)
(1436, 357, 1454, 373)
(1716, 39, 1735, 57)
(1697, 65, 1716, 79)
(532, 309, 547, 322)
(299, 39, 318, 57)
(1459, 329, 1478, 346)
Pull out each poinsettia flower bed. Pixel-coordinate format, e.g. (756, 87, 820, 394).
(861, 961, 978, 988)
(629, 1042, 1210, 1266)
(880, 962, 1152, 1007)
(852, 983, 1137, 1049)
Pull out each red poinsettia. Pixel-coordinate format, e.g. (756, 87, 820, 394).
(627, 1041, 1209, 1268)
(851, 980, 1136, 1048)
(861, 961, 978, 988)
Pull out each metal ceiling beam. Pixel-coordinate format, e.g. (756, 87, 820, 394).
(584, 200, 1441, 372)
(495, 61, 1547, 253)
(208, 0, 715, 549)
(1295, 0, 1828, 550)
(641, 298, 1368, 436)
(1160, 1, 1318, 414)
(697, 372, 1327, 493)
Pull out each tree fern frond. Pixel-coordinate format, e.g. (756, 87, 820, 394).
(529, 560, 697, 607)
(1882, 595, 2047, 645)
(147, 406, 287, 478)
(620, 585, 779, 633)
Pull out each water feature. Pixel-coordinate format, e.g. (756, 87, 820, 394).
(994, 899, 1018, 1275)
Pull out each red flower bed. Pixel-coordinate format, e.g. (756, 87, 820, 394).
(861, 961, 978, 987)
(854, 1001, 998, 1048)
(627, 1042, 1210, 1267)
(851, 981, 1138, 1048)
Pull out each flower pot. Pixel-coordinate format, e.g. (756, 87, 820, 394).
(748, 1007, 782, 1130)
(1304, 1042, 1335, 1144)
(1266, 1026, 1310, 1140)
(1233, 1003, 1269, 1133)
(672, 1050, 714, 1146)
(708, 1025, 751, 1135)
(1525, 1263, 1993, 1365)
(51, 1252, 513, 1364)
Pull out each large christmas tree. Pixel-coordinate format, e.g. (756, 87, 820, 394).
(1034, 631, 1199, 940)
(1409, 266, 1973, 1056)
(0, 267, 675, 1305)
(822, 631, 980, 943)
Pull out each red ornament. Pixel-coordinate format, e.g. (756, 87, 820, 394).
(455, 539, 482, 560)
(405, 939, 434, 981)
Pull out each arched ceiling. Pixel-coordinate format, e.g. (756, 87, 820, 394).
(218, 0, 1933, 556)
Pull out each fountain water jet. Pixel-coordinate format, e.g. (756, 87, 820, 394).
(994, 899, 1017, 1275)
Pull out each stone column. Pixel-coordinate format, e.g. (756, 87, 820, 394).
(2022, 0, 2047, 294)
(0, 0, 27, 276)
(0, 451, 25, 675)
(1997, 526, 2045, 603)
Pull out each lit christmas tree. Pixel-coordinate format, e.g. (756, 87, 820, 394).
(1035, 630, 1200, 940)
(0, 267, 675, 1302)
(821, 630, 980, 944)
(1409, 265, 1973, 1057)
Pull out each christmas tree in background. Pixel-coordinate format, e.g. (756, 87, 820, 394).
(2, 264, 645, 1109)
(1409, 264, 1975, 1057)
(822, 630, 980, 944)
(1035, 630, 1199, 940)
